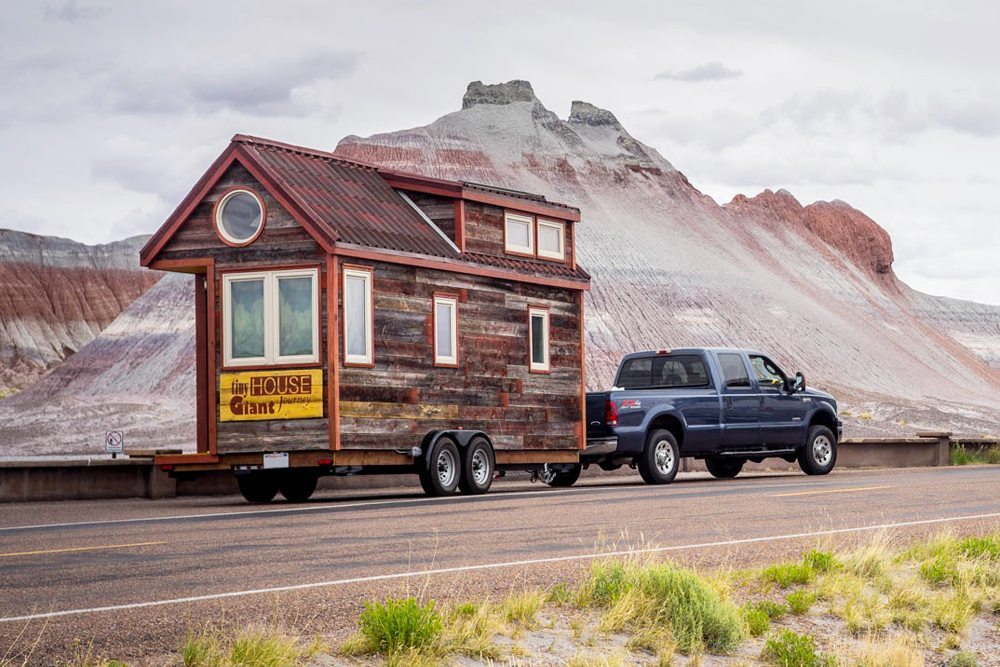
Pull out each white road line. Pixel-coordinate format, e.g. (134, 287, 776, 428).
(2, 510, 998, 624)
(0, 476, 825, 533)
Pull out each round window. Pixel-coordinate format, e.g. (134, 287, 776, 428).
(215, 189, 265, 245)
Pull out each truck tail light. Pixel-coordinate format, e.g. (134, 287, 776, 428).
(317, 458, 333, 467)
(605, 400, 619, 427)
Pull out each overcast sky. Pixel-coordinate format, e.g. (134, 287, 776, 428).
(2, 1, 998, 304)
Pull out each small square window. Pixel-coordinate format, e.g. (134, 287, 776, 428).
(504, 213, 534, 255)
(537, 219, 565, 260)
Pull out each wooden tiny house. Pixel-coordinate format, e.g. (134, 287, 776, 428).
(141, 135, 589, 501)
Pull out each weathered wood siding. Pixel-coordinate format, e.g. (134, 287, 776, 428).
(159, 164, 330, 454)
(463, 201, 576, 268)
(405, 192, 456, 244)
(338, 259, 583, 451)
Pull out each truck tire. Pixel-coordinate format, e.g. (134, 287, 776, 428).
(419, 437, 461, 496)
(638, 429, 680, 484)
(705, 457, 744, 479)
(278, 471, 319, 502)
(542, 463, 582, 487)
(799, 425, 837, 475)
(237, 473, 279, 503)
(459, 437, 495, 495)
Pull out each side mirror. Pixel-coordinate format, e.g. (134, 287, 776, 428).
(793, 372, 806, 392)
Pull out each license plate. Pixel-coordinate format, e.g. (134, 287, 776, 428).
(263, 452, 289, 469)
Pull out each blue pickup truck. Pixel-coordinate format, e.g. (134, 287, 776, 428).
(542, 348, 842, 486)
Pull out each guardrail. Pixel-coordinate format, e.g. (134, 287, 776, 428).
(0, 433, 993, 502)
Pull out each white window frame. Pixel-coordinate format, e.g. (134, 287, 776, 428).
(504, 212, 535, 255)
(528, 306, 550, 372)
(536, 218, 566, 260)
(433, 294, 459, 367)
(222, 268, 320, 368)
(342, 266, 374, 366)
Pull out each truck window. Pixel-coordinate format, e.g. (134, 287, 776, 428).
(749, 355, 785, 388)
(718, 353, 751, 388)
(617, 355, 710, 389)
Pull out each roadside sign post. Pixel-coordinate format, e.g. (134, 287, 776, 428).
(105, 431, 124, 459)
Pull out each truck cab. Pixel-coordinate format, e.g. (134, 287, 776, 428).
(545, 348, 841, 486)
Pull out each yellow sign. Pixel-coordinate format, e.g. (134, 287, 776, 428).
(219, 369, 324, 422)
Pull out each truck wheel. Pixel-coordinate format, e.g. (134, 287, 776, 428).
(705, 457, 744, 479)
(278, 471, 318, 502)
(459, 437, 495, 495)
(638, 429, 680, 484)
(799, 425, 837, 475)
(419, 437, 461, 496)
(237, 473, 279, 503)
(542, 463, 582, 487)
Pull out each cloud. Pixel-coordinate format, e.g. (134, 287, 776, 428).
(96, 50, 361, 117)
(43, 1, 107, 22)
(654, 61, 742, 82)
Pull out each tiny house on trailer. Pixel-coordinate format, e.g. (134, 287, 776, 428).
(140, 135, 589, 502)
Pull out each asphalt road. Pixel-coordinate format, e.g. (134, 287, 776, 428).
(1, 466, 998, 664)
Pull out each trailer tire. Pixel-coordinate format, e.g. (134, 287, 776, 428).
(542, 463, 581, 487)
(459, 437, 495, 495)
(237, 473, 279, 503)
(278, 471, 319, 502)
(705, 457, 744, 479)
(419, 437, 461, 496)
(637, 429, 679, 485)
(799, 425, 837, 475)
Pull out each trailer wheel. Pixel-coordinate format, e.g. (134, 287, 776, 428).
(541, 463, 581, 487)
(459, 437, 495, 495)
(237, 473, 279, 503)
(419, 437, 461, 496)
(705, 457, 744, 479)
(637, 429, 679, 484)
(799, 425, 837, 475)
(278, 471, 319, 502)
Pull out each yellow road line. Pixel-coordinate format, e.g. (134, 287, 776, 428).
(773, 485, 893, 498)
(0, 541, 165, 558)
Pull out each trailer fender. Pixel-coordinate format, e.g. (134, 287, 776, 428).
(420, 430, 493, 457)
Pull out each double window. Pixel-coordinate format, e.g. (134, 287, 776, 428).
(528, 306, 550, 372)
(222, 268, 319, 367)
(504, 213, 566, 262)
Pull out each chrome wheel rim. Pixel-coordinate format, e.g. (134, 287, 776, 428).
(812, 435, 833, 466)
(541, 464, 557, 484)
(654, 440, 675, 475)
(471, 449, 490, 486)
(437, 448, 457, 487)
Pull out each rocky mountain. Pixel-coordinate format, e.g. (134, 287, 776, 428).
(337, 80, 1000, 433)
(2, 79, 998, 455)
(0, 229, 160, 395)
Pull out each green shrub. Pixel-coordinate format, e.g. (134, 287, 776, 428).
(947, 650, 980, 667)
(920, 555, 959, 586)
(763, 629, 830, 667)
(785, 590, 816, 614)
(358, 597, 442, 655)
(761, 562, 814, 588)
(580, 560, 630, 607)
(741, 605, 770, 637)
(958, 535, 1000, 560)
(802, 549, 838, 573)
(749, 599, 788, 619)
(950, 446, 977, 465)
(986, 447, 1000, 465)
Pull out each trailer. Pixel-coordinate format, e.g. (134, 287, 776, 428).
(140, 135, 589, 502)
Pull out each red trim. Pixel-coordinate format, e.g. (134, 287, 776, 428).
(454, 199, 466, 252)
(432, 292, 460, 368)
(149, 259, 210, 273)
(195, 273, 208, 453)
(211, 187, 267, 248)
(327, 256, 340, 450)
(334, 244, 589, 291)
(219, 361, 324, 372)
(206, 259, 217, 455)
(218, 262, 323, 275)
(341, 264, 375, 368)
(577, 290, 586, 451)
(527, 305, 552, 374)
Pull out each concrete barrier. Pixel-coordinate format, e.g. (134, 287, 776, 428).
(0, 432, 981, 502)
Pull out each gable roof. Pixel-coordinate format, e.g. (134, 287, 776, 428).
(141, 134, 587, 285)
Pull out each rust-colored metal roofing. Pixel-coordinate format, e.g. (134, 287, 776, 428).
(235, 135, 459, 258)
(464, 251, 591, 282)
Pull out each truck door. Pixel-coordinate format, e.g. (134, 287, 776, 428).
(750, 354, 807, 447)
(716, 352, 759, 448)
